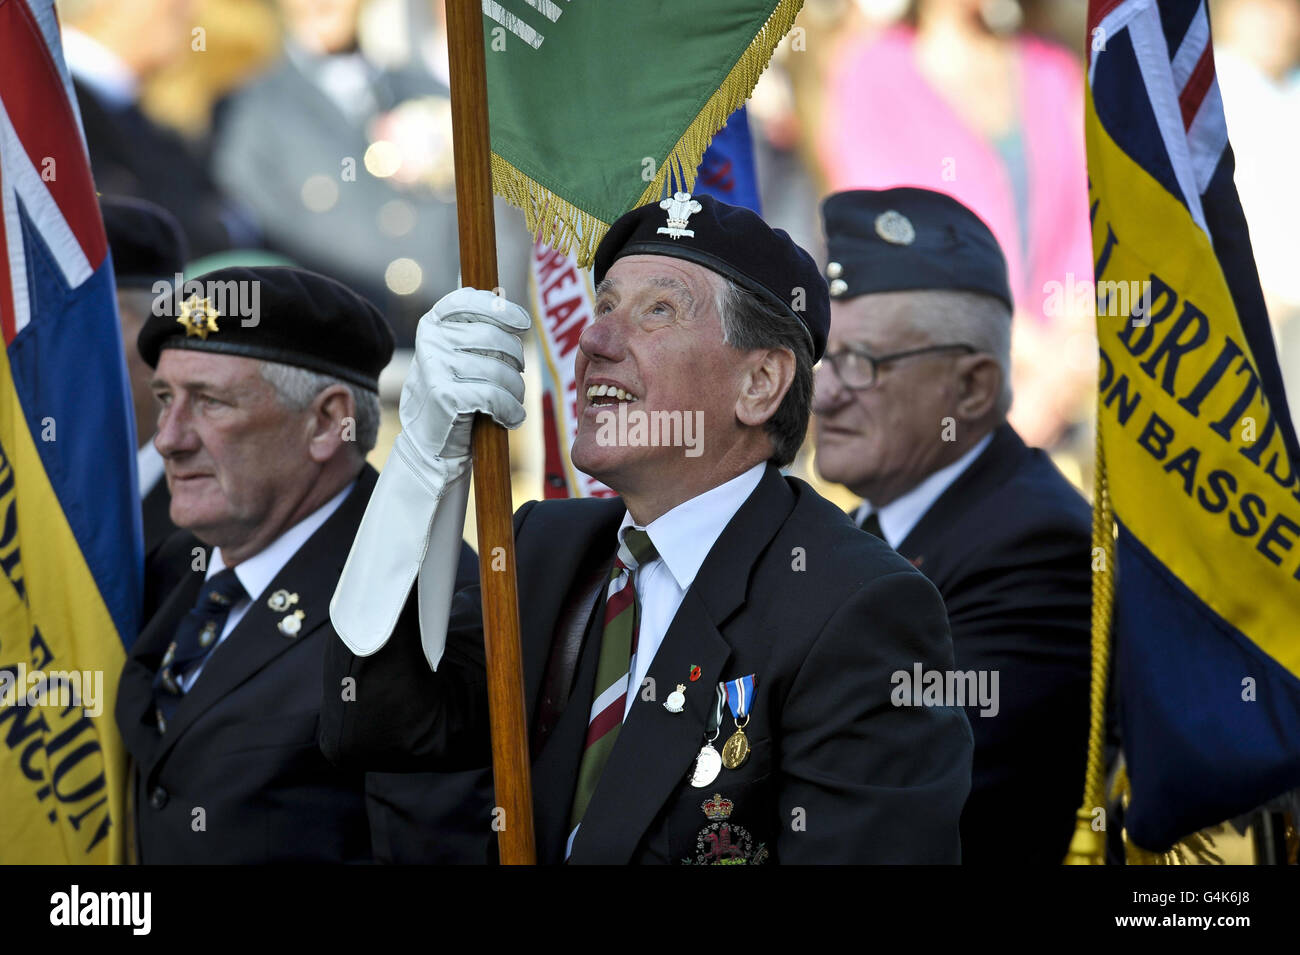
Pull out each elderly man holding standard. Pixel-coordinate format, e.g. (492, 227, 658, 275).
(324, 195, 973, 864)
(813, 188, 1092, 864)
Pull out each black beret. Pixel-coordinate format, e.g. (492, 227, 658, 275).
(101, 195, 189, 289)
(138, 266, 395, 392)
(593, 193, 829, 361)
(821, 188, 1014, 312)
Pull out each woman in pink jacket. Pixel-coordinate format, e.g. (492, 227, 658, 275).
(818, 0, 1095, 449)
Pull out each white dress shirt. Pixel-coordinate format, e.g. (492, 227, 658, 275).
(619, 462, 765, 719)
(853, 433, 994, 549)
(182, 481, 354, 691)
(137, 442, 165, 500)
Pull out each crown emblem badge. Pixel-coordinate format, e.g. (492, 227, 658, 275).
(657, 191, 702, 240)
(684, 794, 768, 865)
(701, 793, 734, 821)
(177, 294, 221, 340)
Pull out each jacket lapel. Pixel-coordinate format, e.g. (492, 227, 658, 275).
(518, 497, 626, 719)
(896, 424, 1022, 563)
(151, 467, 376, 767)
(569, 465, 796, 863)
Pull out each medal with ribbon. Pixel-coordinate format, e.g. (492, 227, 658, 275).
(689, 683, 727, 788)
(721, 674, 755, 770)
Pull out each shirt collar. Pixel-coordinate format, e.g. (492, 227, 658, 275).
(62, 29, 138, 107)
(618, 463, 766, 591)
(208, 480, 355, 599)
(856, 432, 994, 548)
(137, 441, 165, 499)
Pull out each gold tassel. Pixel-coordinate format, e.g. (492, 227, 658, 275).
(491, 0, 806, 266)
(1063, 405, 1115, 864)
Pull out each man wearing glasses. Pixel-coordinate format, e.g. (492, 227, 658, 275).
(813, 188, 1092, 864)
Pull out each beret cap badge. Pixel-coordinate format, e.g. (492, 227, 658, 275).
(874, 210, 916, 246)
(177, 294, 220, 340)
(656, 191, 703, 240)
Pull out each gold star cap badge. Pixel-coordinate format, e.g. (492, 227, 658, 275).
(177, 294, 221, 340)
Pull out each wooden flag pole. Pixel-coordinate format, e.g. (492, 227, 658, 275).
(445, 0, 536, 865)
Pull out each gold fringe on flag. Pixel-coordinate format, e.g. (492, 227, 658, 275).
(490, 0, 805, 267)
(1064, 402, 1115, 865)
(1110, 766, 1224, 864)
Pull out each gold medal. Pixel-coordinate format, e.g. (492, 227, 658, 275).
(721, 726, 750, 770)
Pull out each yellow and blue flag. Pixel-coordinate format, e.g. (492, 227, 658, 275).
(1085, 0, 1300, 852)
(0, 0, 141, 863)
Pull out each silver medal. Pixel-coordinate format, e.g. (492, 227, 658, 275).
(690, 743, 722, 788)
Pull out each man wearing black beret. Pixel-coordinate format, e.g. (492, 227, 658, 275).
(322, 193, 973, 863)
(101, 195, 188, 560)
(813, 187, 1092, 863)
(116, 265, 434, 862)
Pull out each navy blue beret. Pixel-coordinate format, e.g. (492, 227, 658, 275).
(138, 266, 395, 392)
(101, 195, 188, 289)
(593, 193, 829, 361)
(821, 188, 1013, 312)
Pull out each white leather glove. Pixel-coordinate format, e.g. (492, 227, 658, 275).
(331, 288, 530, 668)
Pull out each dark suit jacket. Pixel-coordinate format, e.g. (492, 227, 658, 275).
(322, 464, 973, 864)
(74, 80, 251, 259)
(362, 544, 494, 865)
(890, 424, 1091, 864)
(118, 467, 380, 863)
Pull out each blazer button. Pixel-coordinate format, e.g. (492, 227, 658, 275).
(149, 786, 168, 809)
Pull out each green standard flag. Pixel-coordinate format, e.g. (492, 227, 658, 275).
(485, 0, 801, 265)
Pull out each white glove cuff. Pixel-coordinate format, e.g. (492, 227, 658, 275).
(330, 435, 472, 663)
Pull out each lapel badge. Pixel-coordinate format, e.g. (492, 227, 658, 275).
(267, 589, 299, 613)
(657, 191, 702, 240)
(177, 294, 221, 340)
(874, 210, 916, 246)
(664, 683, 686, 714)
(278, 609, 305, 638)
(682, 794, 769, 866)
(688, 665, 702, 682)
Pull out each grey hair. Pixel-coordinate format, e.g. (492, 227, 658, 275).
(903, 289, 1013, 418)
(716, 279, 814, 468)
(258, 361, 380, 455)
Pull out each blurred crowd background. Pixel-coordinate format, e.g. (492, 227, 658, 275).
(65, 0, 1300, 511)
